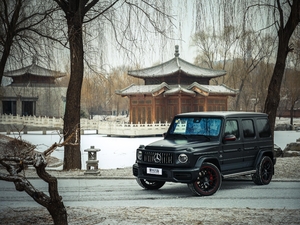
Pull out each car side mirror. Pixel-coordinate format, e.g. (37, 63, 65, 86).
(223, 134, 236, 142)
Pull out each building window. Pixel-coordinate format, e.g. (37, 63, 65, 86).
(2, 101, 16, 115)
(22, 101, 36, 116)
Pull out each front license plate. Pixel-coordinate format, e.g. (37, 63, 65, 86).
(147, 167, 162, 175)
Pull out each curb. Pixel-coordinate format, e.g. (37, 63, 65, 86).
(23, 176, 300, 182)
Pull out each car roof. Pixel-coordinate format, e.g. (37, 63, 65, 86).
(176, 111, 268, 118)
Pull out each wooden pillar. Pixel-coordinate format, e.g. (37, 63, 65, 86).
(152, 96, 155, 123)
(204, 97, 208, 111)
(178, 94, 182, 114)
(129, 96, 133, 123)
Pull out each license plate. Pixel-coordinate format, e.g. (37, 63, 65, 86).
(147, 167, 162, 175)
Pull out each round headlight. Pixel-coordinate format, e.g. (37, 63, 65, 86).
(137, 150, 143, 160)
(178, 153, 188, 163)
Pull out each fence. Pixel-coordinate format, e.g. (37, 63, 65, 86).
(0, 114, 170, 137)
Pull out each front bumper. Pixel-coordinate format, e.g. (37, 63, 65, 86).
(132, 163, 200, 183)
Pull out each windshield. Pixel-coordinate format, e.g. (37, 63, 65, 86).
(169, 117, 222, 137)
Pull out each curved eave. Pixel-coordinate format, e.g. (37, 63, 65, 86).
(164, 86, 196, 97)
(4, 64, 66, 78)
(128, 57, 226, 78)
(189, 83, 238, 97)
(116, 82, 238, 98)
(115, 83, 169, 97)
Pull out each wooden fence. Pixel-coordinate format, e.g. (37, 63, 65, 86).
(0, 114, 169, 137)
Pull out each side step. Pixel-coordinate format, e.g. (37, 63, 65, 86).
(223, 170, 256, 179)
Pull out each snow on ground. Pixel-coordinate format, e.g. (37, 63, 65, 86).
(1, 131, 161, 169)
(1, 117, 299, 170)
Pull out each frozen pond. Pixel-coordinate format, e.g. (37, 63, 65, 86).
(1, 130, 299, 169)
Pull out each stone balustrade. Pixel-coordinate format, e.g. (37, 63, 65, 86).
(0, 114, 169, 137)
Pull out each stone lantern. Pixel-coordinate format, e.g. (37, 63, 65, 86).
(84, 146, 101, 175)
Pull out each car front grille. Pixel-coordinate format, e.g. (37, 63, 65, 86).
(143, 151, 173, 164)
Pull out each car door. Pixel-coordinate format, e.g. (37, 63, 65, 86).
(220, 119, 244, 173)
(241, 118, 259, 169)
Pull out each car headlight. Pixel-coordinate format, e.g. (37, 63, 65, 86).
(137, 150, 143, 160)
(178, 153, 188, 163)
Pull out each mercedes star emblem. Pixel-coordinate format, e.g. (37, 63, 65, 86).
(154, 153, 161, 163)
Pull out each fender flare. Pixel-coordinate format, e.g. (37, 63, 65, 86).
(254, 150, 275, 170)
(194, 156, 221, 171)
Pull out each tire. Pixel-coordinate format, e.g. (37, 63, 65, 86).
(136, 178, 165, 190)
(252, 156, 273, 185)
(188, 162, 222, 196)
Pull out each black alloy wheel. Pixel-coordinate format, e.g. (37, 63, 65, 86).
(136, 178, 165, 190)
(252, 156, 273, 185)
(188, 162, 222, 196)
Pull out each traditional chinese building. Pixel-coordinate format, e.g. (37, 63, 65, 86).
(0, 61, 67, 117)
(116, 46, 237, 124)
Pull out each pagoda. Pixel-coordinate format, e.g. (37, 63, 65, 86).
(117, 46, 237, 123)
(1, 60, 67, 117)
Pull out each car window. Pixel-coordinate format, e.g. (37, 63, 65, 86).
(224, 120, 239, 138)
(170, 117, 222, 136)
(242, 119, 255, 138)
(256, 118, 271, 138)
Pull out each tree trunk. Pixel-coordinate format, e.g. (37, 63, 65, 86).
(47, 201, 68, 225)
(0, 0, 22, 84)
(263, 1, 300, 134)
(63, 12, 84, 170)
(0, 37, 13, 84)
(263, 44, 288, 134)
(290, 103, 295, 127)
(235, 78, 246, 110)
(35, 160, 68, 225)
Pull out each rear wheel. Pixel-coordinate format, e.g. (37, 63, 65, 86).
(136, 178, 165, 190)
(188, 162, 222, 196)
(252, 156, 273, 185)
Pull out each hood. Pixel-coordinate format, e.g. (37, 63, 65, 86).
(145, 138, 219, 151)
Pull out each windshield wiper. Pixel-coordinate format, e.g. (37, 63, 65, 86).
(189, 135, 211, 141)
(168, 133, 188, 139)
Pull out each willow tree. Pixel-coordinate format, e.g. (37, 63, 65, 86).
(193, 0, 299, 132)
(0, 0, 56, 84)
(52, 0, 173, 170)
(263, 0, 300, 133)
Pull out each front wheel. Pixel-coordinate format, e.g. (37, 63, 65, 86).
(136, 178, 165, 190)
(252, 156, 273, 185)
(188, 162, 222, 196)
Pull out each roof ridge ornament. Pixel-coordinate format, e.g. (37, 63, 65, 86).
(32, 55, 37, 65)
(174, 45, 179, 57)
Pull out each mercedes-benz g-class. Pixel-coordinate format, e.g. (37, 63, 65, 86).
(132, 112, 275, 196)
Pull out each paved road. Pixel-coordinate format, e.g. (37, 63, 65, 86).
(0, 179, 299, 209)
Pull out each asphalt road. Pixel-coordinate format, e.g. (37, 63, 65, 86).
(0, 179, 299, 210)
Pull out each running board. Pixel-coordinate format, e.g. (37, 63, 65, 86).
(223, 170, 257, 179)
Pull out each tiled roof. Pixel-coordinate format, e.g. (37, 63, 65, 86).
(116, 82, 238, 96)
(164, 85, 196, 96)
(128, 57, 226, 78)
(188, 82, 238, 96)
(116, 83, 169, 95)
(4, 63, 66, 78)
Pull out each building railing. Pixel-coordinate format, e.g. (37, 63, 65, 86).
(0, 114, 170, 136)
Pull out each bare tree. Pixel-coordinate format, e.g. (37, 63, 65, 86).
(262, 0, 300, 133)
(0, 131, 78, 225)
(0, 0, 57, 84)
(52, 0, 173, 170)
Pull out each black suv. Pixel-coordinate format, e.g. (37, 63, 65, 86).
(133, 112, 275, 196)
